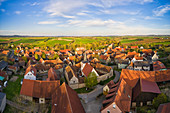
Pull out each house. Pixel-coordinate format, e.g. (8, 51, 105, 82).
(65, 66, 79, 85)
(101, 79, 132, 113)
(51, 82, 85, 113)
(152, 51, 159, 61)
(8, 65, 19, 74)
(46, 67, 60, 81)
(20, 79, 60, 103)
(33, 64, 50, 74)
(132, 79, 161, 107)
(133, 61, 151, 71)
(100, 55, 111, 64)
(0, 70, 8, 80)
(24, 65, 37, 80)
(0, 92, 6, 113)
(76, 47, 86, 51)
(131, 55, 143, 63)
(82, 63, 99, 77)
(90, 58, 100, 64)
(156, 102, 170, 113)
(131, 46, 138, 49)
(0, 60, 8, 71)
(120, 69, 170, 88)
(153, 61, 166, 71)
(117, 59, 129, 69)
(103, 81, 119, 95)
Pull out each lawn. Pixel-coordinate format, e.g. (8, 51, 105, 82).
(99, 74, 115, 85)
(3, 75, 23, 100)
(74, 87, 94, 94)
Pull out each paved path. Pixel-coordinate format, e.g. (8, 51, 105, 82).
(78, 85, 104, 103)
(6, 99, 31, 112)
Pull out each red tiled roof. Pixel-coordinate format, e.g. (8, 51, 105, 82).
(51, 83, 85, 113)
(133, 79, 161, 101)
(25, 65, 37, 76)
(82, 63, 93, 77)
(20, 79, 60, 98)
(120, 69, 170, 88)
(153, 61, 166, 71)
(101, 79, 132, 113)
(156, 102, 170, 113)
(142, 49, 152, 54)
(131, 46, 138, 49)
(47, 68, 59, 81)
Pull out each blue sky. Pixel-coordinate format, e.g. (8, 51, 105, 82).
(0, 0, 170, 36)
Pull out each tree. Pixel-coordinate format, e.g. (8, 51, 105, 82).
(22, 56, 27, 63)
(53, 54, 59, 59)
(34, 54, 39, 61)
(41, 52, 46, 59)
(152, 93, 168, 109)
(84, 72, 98, 89)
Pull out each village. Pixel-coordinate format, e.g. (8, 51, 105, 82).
(0, 41, 169, 113)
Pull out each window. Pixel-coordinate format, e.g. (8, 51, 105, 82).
(107, 110, 110, 113)
(113, 104, 116, 109)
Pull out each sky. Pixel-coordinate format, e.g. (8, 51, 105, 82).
(0, 0, 170, 36)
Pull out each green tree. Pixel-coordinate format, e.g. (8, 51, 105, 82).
(22, 56, 28, 63)
(34, 54, 39, 61)
(152, 93, 168, 109)
(53, 54, 59, 59)
(41, 52, 46, 59)
(84, 72, 98, 89)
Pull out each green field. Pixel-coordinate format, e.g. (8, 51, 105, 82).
(0, 36, 169, 47)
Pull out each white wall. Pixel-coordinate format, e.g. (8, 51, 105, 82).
(24, 71, 36, 80)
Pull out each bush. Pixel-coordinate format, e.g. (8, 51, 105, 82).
(152, 93, 168, 109)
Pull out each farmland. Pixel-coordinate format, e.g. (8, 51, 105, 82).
(0, 36, 169, 47)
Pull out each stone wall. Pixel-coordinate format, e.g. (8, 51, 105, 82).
(20, 95, 33, 101)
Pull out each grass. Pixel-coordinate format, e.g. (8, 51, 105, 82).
(4, 104, 23, 113)
(13, 38, 46, 45)
(3, 75, 23, 100)
(0, 39, 8, 42)
(74, 87, 94, 94)
(99, 74, 115, 85)
(120, 39, 137, 43)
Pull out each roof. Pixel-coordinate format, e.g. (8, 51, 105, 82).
(47, 68, 59, 81)
(25, 65, 37, 76)
(51, 83, 85, 113)
(142, 49, 152, 54)
(20, 79, 60, 98)
(101, 79, 132, 113)
(156, 102, 170, 113)
(0, 70, 8, 80)
(0, 92, 6, 106)
(0, 60, 8, 70)
(120, 69, 170, 88)
(153, 61, 166, 71)
(82, 63, 93, 77)
(132, 79, 161, 101)
(131, 46, 138, 49)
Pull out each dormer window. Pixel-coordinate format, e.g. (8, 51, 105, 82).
(32, 70, 34, 74)
(107, 110, 110, 113)
(113, 104, 116, 109)
(128, 95, 131, 98)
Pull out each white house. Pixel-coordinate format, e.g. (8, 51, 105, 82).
(24, 65, 37, 80)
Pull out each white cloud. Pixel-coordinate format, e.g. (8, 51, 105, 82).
(30, 2, 40, 6)
(44, 0, 87, 18)
(153, 5, 170, 16)
(100, 0, 153, 7)
(100, 9, 140, 15)
(14, 11, 21, 15)
(0, 9, 5, 12)
(38, 21, 59, 24)
(144, 16, 161, 20)
(67, 19, 125, 28)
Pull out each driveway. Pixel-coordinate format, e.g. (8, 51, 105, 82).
(81, 95, 105, 113)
